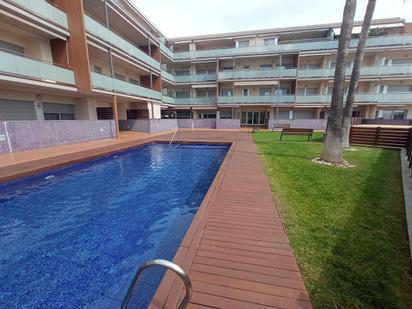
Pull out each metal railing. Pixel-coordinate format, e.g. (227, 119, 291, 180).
(406, 128, 412, 177)
(121, 259, 192, 309)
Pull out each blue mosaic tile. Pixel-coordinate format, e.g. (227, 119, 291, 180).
(0, 143, 229, 308)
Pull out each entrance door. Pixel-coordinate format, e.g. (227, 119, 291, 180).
(241, 111, 266, 125)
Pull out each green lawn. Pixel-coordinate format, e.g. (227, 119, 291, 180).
(253, 131, 412, 308)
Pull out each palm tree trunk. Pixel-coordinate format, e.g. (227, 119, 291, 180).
(342, 0, 376, 148)
(321, 0, 357, 163)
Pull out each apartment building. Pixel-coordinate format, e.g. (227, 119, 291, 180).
(0, 0, 411, 139)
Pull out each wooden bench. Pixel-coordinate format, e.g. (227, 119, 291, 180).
(280, 128, 314, 141)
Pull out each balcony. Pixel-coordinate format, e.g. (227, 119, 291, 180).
(91, 72, 161, 101)
(172, 35, 412, 60)
(11, 0, 68, 28)
(84, 15, 160, 70)
(174, 73, 217, 83)
(161, 68, 216, 83)
(216, 93, 412, 105)
(162, 95, 175, 105)
(160, 42, 174, 60)
(174, 97, 217, 105)
(0, 49, 75, 85)
(218, 68, 297, 80)
(298, 65, 412, 78)
(296, 93, 412, 104)
(218, 95, 295, 105)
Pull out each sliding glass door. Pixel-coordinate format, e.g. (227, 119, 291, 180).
(241, 111, 266, 125)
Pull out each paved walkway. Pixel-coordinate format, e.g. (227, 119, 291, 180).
(151, 130, 311, 309)
(0, 129, 311, 308)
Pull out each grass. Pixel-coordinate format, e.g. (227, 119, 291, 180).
(253, 131, 412, 308)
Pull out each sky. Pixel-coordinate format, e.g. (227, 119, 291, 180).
(132, 0, 412, 38)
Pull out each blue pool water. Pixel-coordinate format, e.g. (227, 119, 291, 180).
(0, 143, 228, 308)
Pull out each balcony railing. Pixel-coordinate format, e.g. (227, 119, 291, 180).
(175, 73, 217, 83)
(162, 95, 175, 105)
(298, 64, 412, 78)
(160, 42, 174, 59)
(174, 97, 217, 105)
(216, 93, 412, 105)
(0, 49, 75, 85)
(91, 72, 161, 101)
(161, 70, 217, 83)
(171, 35, 412, 60)
(84, 15, 160, 70)
(218, 68, 297, 80)
(218, 95, 295, 104)
(12, 0, 68, 28)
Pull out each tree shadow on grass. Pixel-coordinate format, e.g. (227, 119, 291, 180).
(314, 149, 412, 308)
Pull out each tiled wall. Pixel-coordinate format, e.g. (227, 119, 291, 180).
(1, 120, 116, 153)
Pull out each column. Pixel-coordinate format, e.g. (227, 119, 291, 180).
(112, 95, 120, 139)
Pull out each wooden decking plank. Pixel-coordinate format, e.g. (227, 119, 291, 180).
(191, 281, 312, 309)
(189, 271, 309, 301)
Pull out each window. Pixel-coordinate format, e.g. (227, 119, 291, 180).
(241, 111, 266, 125)
(377, 109, 406, 120)
(114, 73, 125, 80)
(264, 38, 277, 46)
(259, 88, 272, 96)
(277, 87, 290, 95)
(96, 107, 113, 120)
(129, 78, 140, 85)
(94, 65, 103, 74)
(391, 58, 412, 65)
(44, 113, 60, 120)
(0, 40, 24, 54)
(220, 89, 232, 96)
(176, 110, 192, 119)
(237, 40, 250, 48)
(175, 91, 191, 98)
(220, 111, 233, 119)
(175, 70, 190, 76)
(221, 66, 234, 71)
(242, 65, 250, 70)
(288, 110, 294, 120)
(260, 64, 273, 70)
(319, 111, 326, 119)
(126, 109, 148, 119)
(299, 63, 321, 70)
(352, 110, 361, 117)
(387, 85, 412, 93)
(199, 112, 216, 119)
(242, 89, 249, 96)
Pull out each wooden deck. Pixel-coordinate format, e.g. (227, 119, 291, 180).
(151, 130, 312, 309)
(0, 129, 311, 308)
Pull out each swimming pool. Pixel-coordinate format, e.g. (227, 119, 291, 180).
(0, 143, 229, 308)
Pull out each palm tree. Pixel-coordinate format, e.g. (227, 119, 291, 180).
(342, 0, 377, 148)
(321, 0, 357, 163)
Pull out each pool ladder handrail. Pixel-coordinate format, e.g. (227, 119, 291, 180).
(120, 259, 192, 309)
(169, 127, 179, 147)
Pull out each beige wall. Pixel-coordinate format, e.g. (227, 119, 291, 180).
(0, 21, 53, 62)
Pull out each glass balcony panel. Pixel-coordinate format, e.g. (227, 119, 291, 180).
(13, 0, 68, 28)
(91, 72, 161, 101)
(0, 50, 75, 85)
(84, 15, 160, 70)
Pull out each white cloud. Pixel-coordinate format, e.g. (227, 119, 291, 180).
(132, 0, 412, 38)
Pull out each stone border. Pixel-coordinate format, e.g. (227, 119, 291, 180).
(400, 149, 412, 258)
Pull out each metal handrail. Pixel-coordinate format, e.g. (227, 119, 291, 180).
(120, 259, 192, 309)
(170, 127, 179, 146)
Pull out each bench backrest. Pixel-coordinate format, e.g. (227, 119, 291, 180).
(283, 128, 314, 133)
